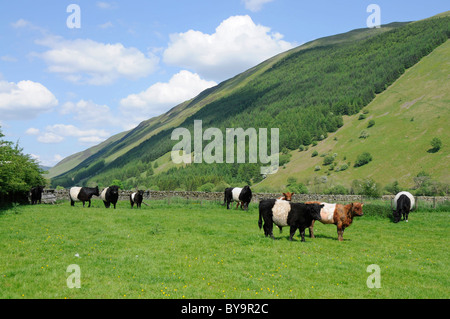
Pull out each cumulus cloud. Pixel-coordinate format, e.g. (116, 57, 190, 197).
(25, 127, 40, 135)
(36, 36, 159, 85)
(37, 124, 110, 145)
(242, 0, 274, 12)
(163, 15, 295, 81)
(0, 80, 58, 120)
(60, 99, 119, 127)
(120, 70, 216, 124)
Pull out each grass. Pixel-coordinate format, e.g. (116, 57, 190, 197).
(0, 200, 448, 299)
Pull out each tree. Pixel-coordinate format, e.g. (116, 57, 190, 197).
(429, 137, 442, 152)
(354, 152, 372, 167)
(0, 127, 46, 203)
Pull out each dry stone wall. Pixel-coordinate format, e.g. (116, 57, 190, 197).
(41, 189, 449, 207)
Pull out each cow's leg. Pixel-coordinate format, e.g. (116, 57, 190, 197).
(226, 200, 230, 209)
(299, 227, 306, 242)
(88, 200, 91, 208)
(289, 226, 297, 241)
(405, 212, 409, 222)
(82, 201, 86, 208)
(309, 220, 315, 238)
(278, 225, 283, 233)
(113, 202, 116, 209)
(337, 226, 344, 242)
(70, 199, 75, 206)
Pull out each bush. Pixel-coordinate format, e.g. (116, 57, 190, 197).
(298, 145, 305, 151)
(367, 120, 375, 128)
(358, 114, 366, 120)
(359, 130, 370, 139)
(323, 155, 335, 166)
(354, 152, 372, 167)
(198, 182, 215, 192)
(324, 185, 349, 195)
(311, 150, 318, 157)
(430, 137, 442, 152)
(314, 165, 321, 171)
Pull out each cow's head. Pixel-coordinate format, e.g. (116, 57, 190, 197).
(351, 202, 364, 217)
(283, 192, 294, 201)
(308, 203, 324, 220)
(110, 185, 119, 196)
(393, 208, 403, 223)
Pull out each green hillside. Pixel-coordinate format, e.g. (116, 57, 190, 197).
(50, 13, 450, 194)
(48, 21, 406, 181)
(255, 39, 450, 193)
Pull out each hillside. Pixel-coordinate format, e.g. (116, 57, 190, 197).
(50, 13, 450, 193)
(48, 22, 408, 180)
(255, 39, 450, 192)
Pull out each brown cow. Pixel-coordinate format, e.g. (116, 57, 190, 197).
(277, 192, 294, 201)
(306, 202, 364, 241)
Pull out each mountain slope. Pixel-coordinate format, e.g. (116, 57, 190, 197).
(48, 22, 407, 180)
(50, 13, 449, 191)
(255, 39, 450, 192)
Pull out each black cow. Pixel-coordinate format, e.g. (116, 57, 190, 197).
(223, 186, 252, 210)
(69, 186, 100, 207)
(258, 199, 324, 242)
(393, 194, 411, 223)
(30, 186, 44, 205)
(130, 190, 144, 208)
(100, 186, 120, 209)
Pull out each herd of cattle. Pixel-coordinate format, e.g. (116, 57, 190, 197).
(29, 185, 415, 242)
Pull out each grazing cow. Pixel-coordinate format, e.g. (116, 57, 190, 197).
(130, 190, 144, 208)
(223, 186, 252, 210)
(69, 186, 100, 207)
(258, 199, 323, 242)
(307, 202, 364, 241)
(393, 191, 415, 223)
(30, 186, 44, 205)
(100, 185, 120, 209)
(277, 192, 294, 201)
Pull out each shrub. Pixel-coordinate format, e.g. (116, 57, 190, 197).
(358, 114, 366, 120)
(298, 145, 305, 151)
(367, 119, 375, 128)
(314, 165, 321, 171)
(354, 152, 372, 167)
(430, 137, 442, 152)
(199, 182, 215, 192)
(311, 150, 318, 157)
(323, 155, 335, 166)
(359, 130, 370, 139)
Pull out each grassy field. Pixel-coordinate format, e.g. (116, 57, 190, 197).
(0, 199, 448, 299)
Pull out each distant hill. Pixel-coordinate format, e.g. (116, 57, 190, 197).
(49, 12, 449, 194)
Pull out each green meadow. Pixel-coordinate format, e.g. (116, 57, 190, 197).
(0, 199, 448, 299)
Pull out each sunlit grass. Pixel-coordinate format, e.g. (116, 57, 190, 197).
(0, 200, 448, 299)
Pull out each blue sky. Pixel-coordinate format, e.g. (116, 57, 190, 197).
(0, 0, 448, 167)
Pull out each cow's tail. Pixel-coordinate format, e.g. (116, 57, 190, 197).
(258, 208, 263, 230)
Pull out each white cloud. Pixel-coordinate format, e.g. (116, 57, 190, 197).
(97, 2, 118, 10)
(119, 70, 216, 124)
(37, 124, 110, 145)
(37, 132, 64, 144)
(60, 99, 119, 127)
(163, 15, 295, 81)
(0, 80, 58, 120)
(242, 0, 274, 12)
(25, 127, 40, 135)
(11, 19, 32, 28)
(36, 36, 159, 85)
